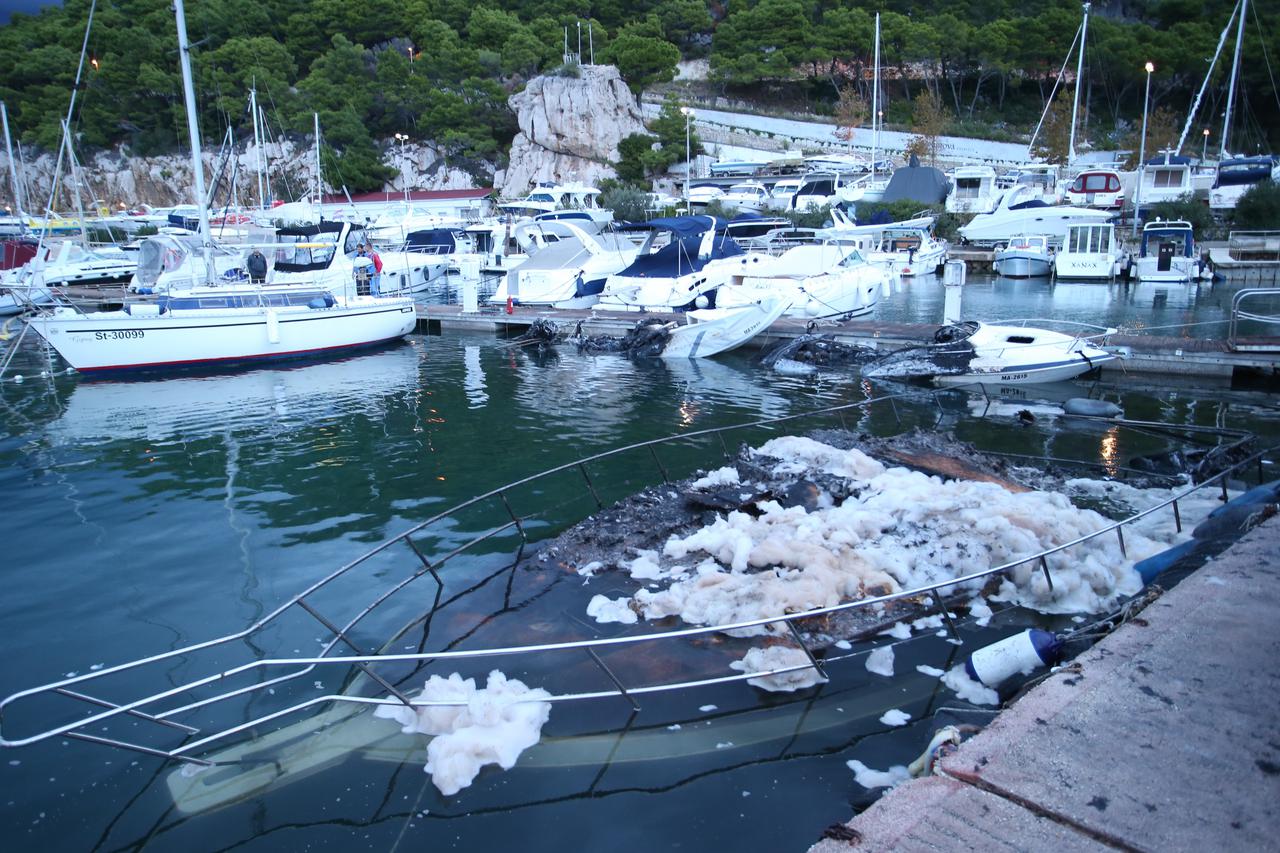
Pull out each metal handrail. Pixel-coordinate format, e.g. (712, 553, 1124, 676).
(0, 392, 1263, 764)
(1228, 288, 1280, 349)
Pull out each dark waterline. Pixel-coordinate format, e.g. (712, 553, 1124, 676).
(1, 284, 1278, 852)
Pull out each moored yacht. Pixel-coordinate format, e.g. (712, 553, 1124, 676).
(594, 216, 769, 312)
(490, 219, 640, 308)
(719, 241, 883, 319)
(866, 225, 947, 277)
(1208, 156, 1279, 211)
(1132, 220, 1206, 283)
(497, 182, 612, 225)
(993, 235, 1053, 278)
(946, 165, 1003, 214)
(1054, 222, 1125, 280)
(959, 185, 1114, 247)
(1064, 169, 1126, 210)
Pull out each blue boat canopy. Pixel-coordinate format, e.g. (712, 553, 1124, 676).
(615, 230, 744, 278)
(1145, 153, 1192, 166)
(619, 215, 727, 235)
(406, 228, 463, 253)
(1214, 157, 1277, 188)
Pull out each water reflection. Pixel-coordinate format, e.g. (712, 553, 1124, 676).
(47, 343, 425, 444)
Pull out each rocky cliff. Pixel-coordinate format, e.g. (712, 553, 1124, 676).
(499, 65, 647, 196)
(3, 137, 483, 212)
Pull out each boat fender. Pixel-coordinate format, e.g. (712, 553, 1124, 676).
(1063, 398, 1123, 418)
(964, 629, 1062, 688)
(307, 298, 328, 309)
(266, 309, 280, 344)
(1192, 500, 1278, 542)
(1134, 538, 1200, 583)
(694, 294, 710, 309)
(1203, 479, 1280, 522)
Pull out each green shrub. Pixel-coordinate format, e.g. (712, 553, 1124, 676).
(1146, 193, 1219, 240)
(1232, 181, 1280, 230)
(600, 184, 650, 223)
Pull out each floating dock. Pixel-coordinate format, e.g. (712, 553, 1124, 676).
(417, 303, 1280, 381)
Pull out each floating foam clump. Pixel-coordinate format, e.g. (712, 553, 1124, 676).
(879, 708, 911, 726)
(866, 645, 895, 677)
(940, 665, 999, 706)
(730, 646, 826, 692)
(374, 671, 552, 796)
(690, 466, 740, 490)
(847, 759, 911, 789)
(586, 595, 638, 624)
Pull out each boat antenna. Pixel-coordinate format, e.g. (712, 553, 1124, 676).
(1220, 0, 1248, 157)
(174, 0, 215, 284)
(1174, 0, 1238, 155)
(1067, 2, 1090, 166)
(314, 112, 323, 217)
(871, 12, 880, 182)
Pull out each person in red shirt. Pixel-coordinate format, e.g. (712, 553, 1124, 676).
(358, 243, 383, 296)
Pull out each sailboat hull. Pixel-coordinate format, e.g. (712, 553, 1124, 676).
(26, 300, 417, 372)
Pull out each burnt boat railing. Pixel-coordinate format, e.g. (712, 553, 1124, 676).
(0, 390, 1266, 766)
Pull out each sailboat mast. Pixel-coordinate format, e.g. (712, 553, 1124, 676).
(174, 0, 214, 281)
(1068, 1, 1090, 166)
(251, 85, 266, 210)
(314, 112, 323, 216)
(1221, 0, 1247, 157)
(871, 12, 880, 181)
(1, 102, 24, 216)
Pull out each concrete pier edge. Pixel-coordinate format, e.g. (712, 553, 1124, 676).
(809, 515, 1280, 852)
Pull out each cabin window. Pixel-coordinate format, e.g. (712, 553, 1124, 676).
(1005, 335, 1035, 344)
(1153, 169, 1182, 188)
(198, 297, 230, 308)
(955, 178, 982, 199)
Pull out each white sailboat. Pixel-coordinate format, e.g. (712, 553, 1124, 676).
(24, 0, 416, 373)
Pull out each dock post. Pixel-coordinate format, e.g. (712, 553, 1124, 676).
(942, 259, 966, 324)
(461, 275, 479, 313)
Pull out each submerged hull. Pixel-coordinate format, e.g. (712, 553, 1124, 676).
(933, 352, 1119, 386)
(26, 299, 417, 371)
(661, 297, 789, 359)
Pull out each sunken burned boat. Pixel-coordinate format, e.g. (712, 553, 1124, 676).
(0, 395, 1267, 828)
(863, 320, 1122, 386)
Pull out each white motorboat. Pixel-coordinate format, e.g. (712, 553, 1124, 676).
(993, 235, 1053, 278)
(789, 172, 870, 211)
(863, 320, 1121, 386)
(708, 158, 771, 177)
(497, 182, 612, 225)
(718, 182, 772, 212)
(1064, 169, 1127, 210)
(1131, 220, 1205, 283)
(490, 220, 640, 307)
(946, 165, 1003, 214)
(719, 242, 883, 319)
(15, 239, 137, 288)
(656, 296, 790, 358)
(595, 216, 770, 313)
(685, 184, 726, 209)
(1054, 223, 1126, 280)
(1008, 164, 1063, 203)
(1208, 156, 1279, 211)
(866, 225, 947, 277)
(959, 185, 1114, 247)
(768, 178, 804, 208)
(364, 202, 463, 244)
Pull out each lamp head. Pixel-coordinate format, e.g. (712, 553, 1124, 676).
(1144, 62, 1155, 74)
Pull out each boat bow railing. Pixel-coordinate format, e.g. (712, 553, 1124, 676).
(0, 392, 1264, 765)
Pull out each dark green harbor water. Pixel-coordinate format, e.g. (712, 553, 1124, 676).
(1, 277, 1278, 851)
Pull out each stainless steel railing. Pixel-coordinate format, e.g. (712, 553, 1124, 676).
(0, 391, 1263, 766)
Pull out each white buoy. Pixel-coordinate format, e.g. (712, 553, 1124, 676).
(964, 629, 1061, 688)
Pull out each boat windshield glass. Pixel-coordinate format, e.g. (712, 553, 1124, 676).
(274, 233, 337, 268)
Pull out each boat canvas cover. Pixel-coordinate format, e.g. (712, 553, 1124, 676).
(405, 229, 463, 253)
(617, 233, 743, 278)
(1214, 157, 1278, 188)
(880, 155, 950, 205)
(134, 235, 202, 287)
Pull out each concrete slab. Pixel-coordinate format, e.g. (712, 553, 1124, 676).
(808, 775, 1109, 852)
(939, 516, 1280, 852)
(815, 517, 1280, 853)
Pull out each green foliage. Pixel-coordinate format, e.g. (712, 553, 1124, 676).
(599, 183, 649, 221)
(1232, 182, 1280, 230)
(1146, 194, 1219, 240)
(615, 133, 657, 183)
(785, 204, 833, 229)
(604, 31, 680, 93)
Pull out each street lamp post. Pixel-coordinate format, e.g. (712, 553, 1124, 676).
(394, 133, 410, 203)
(680, 106, 694, 211)
(1202, 128, 1211, 161)
(1133, 61, 1154, 237)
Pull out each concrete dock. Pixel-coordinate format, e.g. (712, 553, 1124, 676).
(809, 516, 1280, 853)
